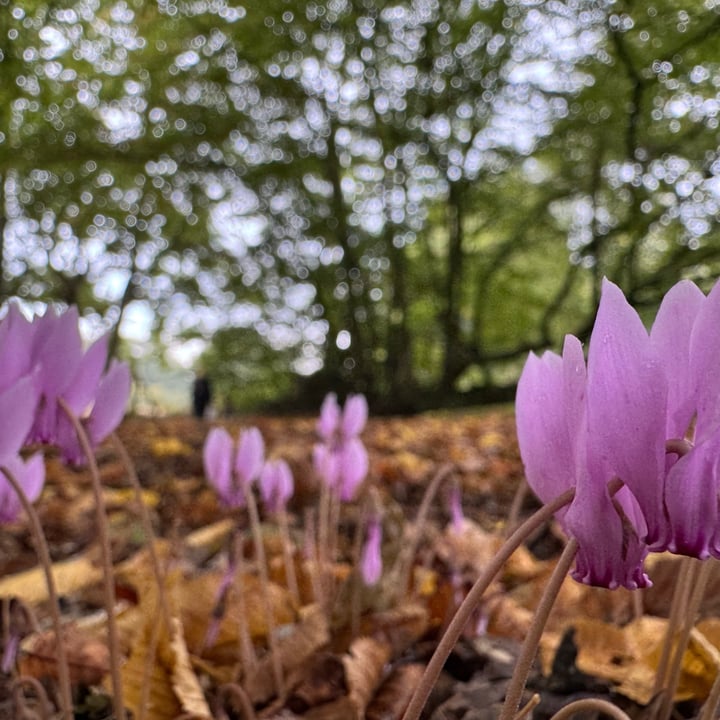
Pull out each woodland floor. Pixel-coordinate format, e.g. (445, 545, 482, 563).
(0, 409, 716, 719)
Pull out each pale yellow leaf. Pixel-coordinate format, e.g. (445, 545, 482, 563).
(0, 555, 102, 604)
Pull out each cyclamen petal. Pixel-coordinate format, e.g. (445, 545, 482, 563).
(448, 484, 464, 534)
(565, 476, 650, 589)
(341, 394, 368, 438)
(260, 459, 294, 513)
(339, 437, 368, 501)
(0, 376, 39, 460)
(665, 434, 720, 559)
(235, 428, 265, 486)
(688, 280, 720, 441)
(0, 454, 46, 524)
(516, 346, 578, 513)
(650, 281, 704, 439)
(313, 443, 340, 490)
(63, 335, 110, 416)
(0, 306, 36, 393)
(87, 361, 132, 446)
(586, 279, 668, 549)
(360, 516, 382, 586)
(34, 307, 84, 396)
(203, 427, 236, 506)
(317, 393, 341, 441)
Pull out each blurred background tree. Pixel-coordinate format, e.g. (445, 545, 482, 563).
(2, 0, 720, 412)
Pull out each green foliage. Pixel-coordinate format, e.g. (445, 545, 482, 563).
(3, 0, 720, 410)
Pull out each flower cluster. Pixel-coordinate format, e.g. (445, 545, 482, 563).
(0, 305, 131, 521)
(516, 278, 720, 589)
(313, 393, 369, 501)
(203, 426, 296, 513)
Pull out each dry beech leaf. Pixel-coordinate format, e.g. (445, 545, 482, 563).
(118, 565, 212, 720)
(169, 616, 214, 718)
(486, 593, 535, 642)
(0, 554, 102, 604)
(343, 637, 391, 719)
(284, 651, 347, 713)
(365, 662, 425, 720)
(575, 616, 720, 704)
(184, 518, 235, 564)
(361, 602, 429, 658)
(435, 520, 545, 588)
(540, 616, 666, 705)
(151, 436, 193, 457)
(180, 569, 296, 663)
(300, 696, 358, 719)
(103, 487, 160, 510)
(642, 620, 720, 703)
(20, 625, 109, 686)
(245, 603, 331, 704)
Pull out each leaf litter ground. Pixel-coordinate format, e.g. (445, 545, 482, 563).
(0, 409, 715, 719)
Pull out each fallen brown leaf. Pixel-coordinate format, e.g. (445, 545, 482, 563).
(343, 637, 392, 719)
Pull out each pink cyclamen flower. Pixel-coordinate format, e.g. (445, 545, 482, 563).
(516, 282, 664, 589)
(341, 394, 368, 438)
(203, 426, 265, 508)
(0, 305, 131, 464)
(448, 483, 464, 535)
(260, 459, 294, 513)
(0, 375, 45, 523)
(360, 515, 382, 586)
(517, 277, 720, 589)
(317, 393, 341, 441)
(313, 392, 369, 501)
(235, 427, 265, 486)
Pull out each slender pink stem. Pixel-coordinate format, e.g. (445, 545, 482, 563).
(653, 557, 692, 695)
(12, 675, 54, 719)
(111, 433, 171, 626)
(277, 509, 300, 606)
(2, 468, 74, 719)
(58, 399, 125, 720)
(401, 487, 575, 720)
(391, 463, 452, 602)
(548, 698, 632, 720)
(244, 486, 285, 697)
(657, 559, 711, 720)
(499, 538, 578, 720)
(699, 652, 720, 720)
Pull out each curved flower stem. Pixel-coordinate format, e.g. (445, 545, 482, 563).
(506, 478, 528, 537)
(2, 468, 74, 720)
(58, 399, 125, 720)
(233, 534, 258, 679)
(499, 538, 579, 720)
(548, 698, 633, 720)
(218, 682, 257, 720)
(276, 509, 300, 607)
(513, 692, 540, 720)
(244, 487, 285, 697)
(392, 463, 452, 601)
(401, 487, 575, 720)
(12, 675, 54, 719)
(699, 638, 720, 720)
(657, 558, 712, 720)
(653, 557, 692, 696)
(111, 433, 171, 626)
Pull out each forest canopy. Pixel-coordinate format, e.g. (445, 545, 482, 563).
(2, 0, 720, 411)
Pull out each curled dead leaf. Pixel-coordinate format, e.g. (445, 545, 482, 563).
(343, 637, 391, 719)
(365, 662, 425, 720)
(245, 603, 330, 704)
(20, 625, 109, 686)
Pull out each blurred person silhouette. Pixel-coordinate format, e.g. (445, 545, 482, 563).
(192, 371, 212, 419)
